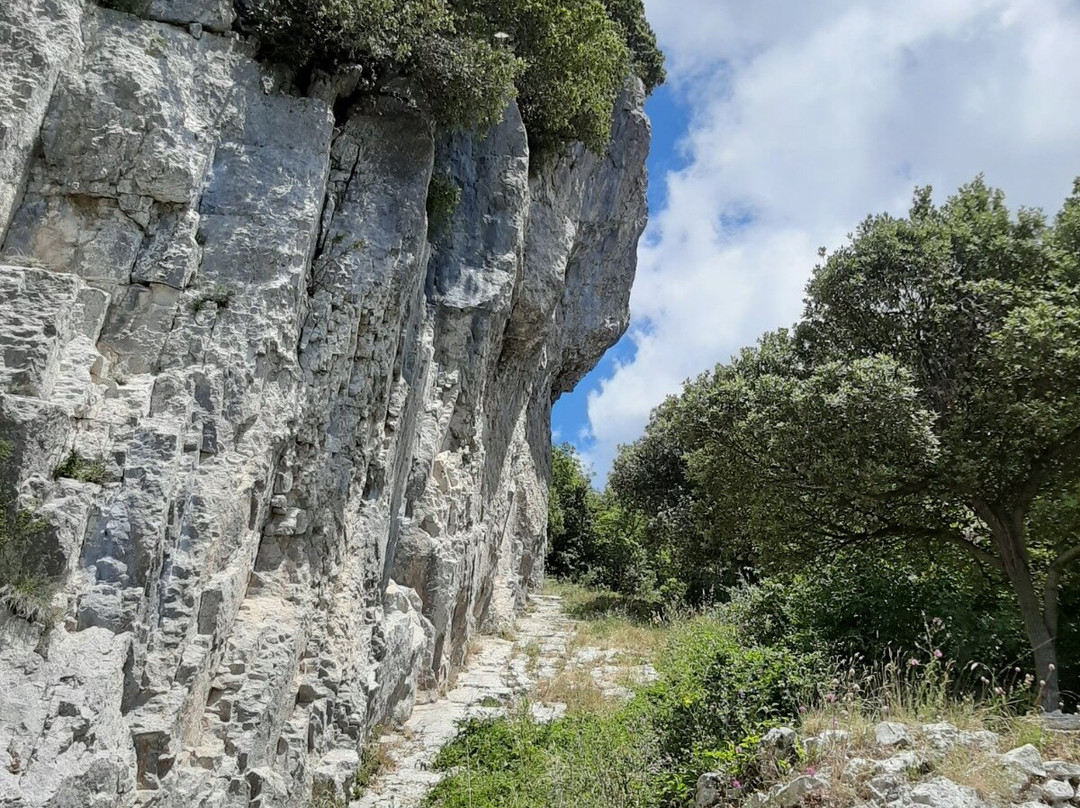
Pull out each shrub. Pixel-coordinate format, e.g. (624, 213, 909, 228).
(719, 546, 1030, 683)
(602, 0, 665, 91)
(239, 0, 663, 151)
(0, 441, 57, 621)
(642, 615, 820, 803)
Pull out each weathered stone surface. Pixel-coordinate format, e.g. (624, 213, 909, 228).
(1002, 744, 1049, 778)
(910, 777, 989, 808)
(0, 3, 650, 807)
(874, 720, 912, 748)
(1038, 778, 1077, 805)
(804, 728, 850, 751)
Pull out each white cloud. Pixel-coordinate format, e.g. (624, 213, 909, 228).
(584, 0, 1080, 481)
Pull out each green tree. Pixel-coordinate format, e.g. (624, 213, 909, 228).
(660, 178, 1080, 709)
(547, 443, 595, 579)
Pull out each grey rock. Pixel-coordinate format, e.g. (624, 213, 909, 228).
(874, 751, 929, 777)
(909, 777, 988, 808)
(696, 772, 728, 808)
(875, 720, 912, 748)
(1046, 759, 1080, 783)
(1042, 712, 1080, 732)
(0, 3, 649, 806)
(760, 726, 799, 758)
(805, 729, 851, 751)
(842, 757, 875, 783)
(1038, 779, 1076, 804)
(1001, 744, 1048, 778)
(772, 775, 829, 808)
(920, 722, 1000, 753)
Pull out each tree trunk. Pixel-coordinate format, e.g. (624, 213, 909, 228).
(979, 503, 1061, 712)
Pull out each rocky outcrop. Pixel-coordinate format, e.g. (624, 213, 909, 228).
(696, 722, 1080, 808)
(0, 1, 650, 806)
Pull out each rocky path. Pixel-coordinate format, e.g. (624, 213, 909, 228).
(351, 594, 650, 807)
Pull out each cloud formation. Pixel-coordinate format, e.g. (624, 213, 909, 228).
(582, 0, 1080, 481)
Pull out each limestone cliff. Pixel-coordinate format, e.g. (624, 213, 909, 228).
(0, 1, 649, 806)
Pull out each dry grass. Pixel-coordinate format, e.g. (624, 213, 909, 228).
(534, 667, 615, 714)
(935, 745, 1016, 804)
(571, 617, 669, 664)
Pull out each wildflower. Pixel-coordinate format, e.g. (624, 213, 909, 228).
(731, 780, 742, 790)
(826, 693, 836, 703)
(980, 676, 989, 684)
(933, 649, 943, 659)
(994, 687, 1005, 696)
(798, 705, 807, 714)
(970, 661, 979, 671)
(1049, 664, 1056, 672)
(806, 767, 817, 776)
(908, 659, 919, 667)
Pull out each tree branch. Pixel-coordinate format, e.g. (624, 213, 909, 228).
(1014, 424, 1080, 511)
(937, 529, 1004, 572)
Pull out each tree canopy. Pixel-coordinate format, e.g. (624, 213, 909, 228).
(599, 177, 1080, 709)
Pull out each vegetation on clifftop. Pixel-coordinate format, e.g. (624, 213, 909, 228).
(236, 0, 664, 150)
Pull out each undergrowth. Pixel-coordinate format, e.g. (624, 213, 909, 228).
(428, 584, 1069, 808)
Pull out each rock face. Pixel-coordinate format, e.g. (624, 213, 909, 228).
(0, 2, 650, 806)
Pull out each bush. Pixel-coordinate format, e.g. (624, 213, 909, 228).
(602, 0, 665, 91)
(239, 0, 663, 150)
(476, 0, 631, 152)
(642, 615, 820, 804)
(719, 546, 1030, 683)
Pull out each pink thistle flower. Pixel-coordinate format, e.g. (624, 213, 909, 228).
(908, 658, 920, 667)
(933, 649, 943, 659)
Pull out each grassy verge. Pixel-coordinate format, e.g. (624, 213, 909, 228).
(429, 583, 1076, 808)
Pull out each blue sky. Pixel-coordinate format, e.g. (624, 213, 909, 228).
(556, 0, 1080, 485)
(550, 85, 691, 456)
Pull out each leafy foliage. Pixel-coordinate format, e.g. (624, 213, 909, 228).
(426, 705, 659, 807)
(643, 615, 819, 804)
(426, 173, 462, 235)
(547, 445, 651, 593)
(238, 0, 664, 150)
(586, 177, 1080, 708)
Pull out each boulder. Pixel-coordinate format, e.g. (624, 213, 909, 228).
(910, 777, 988, 808)
(1038, 779, 1076, 805)
(1000, 744, 1048, 778)
(874, 721, 912, 748)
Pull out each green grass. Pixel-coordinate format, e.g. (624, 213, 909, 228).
(425, 705, 659, 808)
(0, 507, 55, 617)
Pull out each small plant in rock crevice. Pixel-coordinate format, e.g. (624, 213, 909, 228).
(54, 450, 110, 484)
(191, 284, 234, 314)
(0, 440, 58, 622)
(426, 174, 462, 237)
